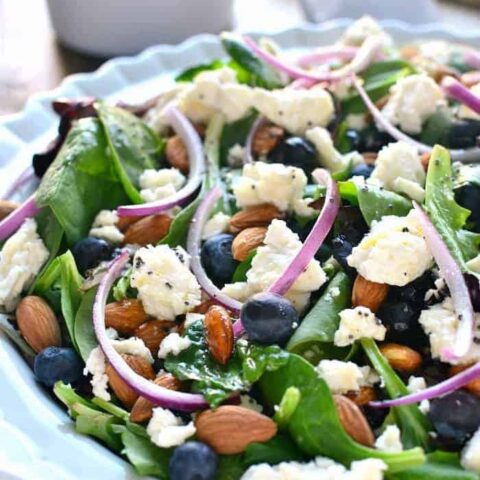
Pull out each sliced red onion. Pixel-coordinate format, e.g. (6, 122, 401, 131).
(0, 195, 42, 241)
(463, 49, 480, 70)
(243, 35, 384, 83)
(117, 105, 205, 217)
(442, 75, 480, 114)
(413, 202, 474, 361)
(92, 250, 208, 411)
(2, 166, 36, 200)
(296, 46, 359, 69)
(289, 78, 319, 89)
(244, 116, 267, 164)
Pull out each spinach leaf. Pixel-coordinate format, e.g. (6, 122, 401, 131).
(54, 381, 97, 417)
(286, 272, 352, 363)
(244, 434, 305, 466)
(95, 102, 164, 203)
(0, 314, 36, 365)
(217, 455, 245, 480)
(259, 353, 425, 473)
(361, 338, 432, 451)
(219, 110, 257, 165)
(160, 196, 201, 247)
(273, 387, 301, 428)
(36, 117, 130, 245)
(232, 250, 256, 282)
(74, 288, 98, 362)
(176, 60, 224, 82)
(339, 179, 412, 225)
(35, 208, 64, 263)
(419, 108, 453, 147)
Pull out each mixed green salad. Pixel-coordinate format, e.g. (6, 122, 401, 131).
(4, 15, 480, 479)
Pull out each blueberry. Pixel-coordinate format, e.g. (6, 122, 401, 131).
(357, 126, 393, 153)
(429, 390, 480, 450)
(71, 237, 114, 276)
(362, 404, 390, 430)
(447, 119, 480, 149)
(267, 137, 317, 174)
(456, 184, 480, 232)
(241, 292, 298, 345)
(389, 273, 435, 309)
(331, 235, 355, 275)
(350, 162, 374, 179)
(334, 207, 368, 245)
(169, 441, 218, 480)
(201, 234, 238, 288)
(345, 128, 363, 151)
(34, 347, 83, 387)
(465, 273, 480, 312)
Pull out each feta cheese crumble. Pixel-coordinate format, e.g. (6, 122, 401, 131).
(227, 143, 246, 167)
(240, 394, 263, 413)
(340, 15, 392, 48)
(375, 425, 403, 453)
(130, 245, 201, 321)
(147, 407, 196, 448)
(89, 209, 124, 244)
(462, 426, 480, 473)
(347, 210, 434, 286)
(407, 376, 430, 413)
(157, 332, 192, 359)
(0, 218, 49, 311)
(138, 168, 186, 203)
(334, 306, 386, 346)
(202, 212, 231, 240)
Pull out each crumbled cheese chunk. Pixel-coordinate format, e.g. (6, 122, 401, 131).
(292, 198, 316, 218)
(347, 210, 434, 286)
(84, 347, 110, 401)
(111, 337, 153, 363)
(158, 332, 192, 359)
(459, 83, 480, 120)
(130, 245, 201, 320)
(345, 113, 368, 131)
(316, 360, 378, 394)
(89, 209, 124, 244)
(340, 15, 392, 47)
(147, 407, 196, 448)
(407, 376, 427, 393)
(184, 312, 204, 329)
(240, 395, 263, 413)
(334, 306, 386, 346)
(467, 254, 480, 274)
(233, 161, 308, 212)
(382, 74, 445, 134)
(462, 426, 480, 472)
(202, 212, 231, 240)
(138, 168, 186, 203)
(227, 143, 246, 167)
(0, 218, 49, 311)
(369, 142, 426, 202)
(375, 425, 403, 453)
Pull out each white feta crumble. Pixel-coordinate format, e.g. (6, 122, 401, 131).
(0, 218, 49, 311)
(233, 161, 308, 212)
(84, 346, 110, 401)
(340, 15, 392, 47)
(89, 209, 124, 244)
(334, 306, 386, 346)
(240, 394, 263, 413)
(227, 143, 246, 167)
(201, 212, 231, 240)
(347, 210, 434, 286)
(138, 168, 186, 203)
(462, 426, 480, 472)
(467, 254, 480, 274)
(147, 407, 196, 448)
(369, 142, 426, 203)
(382, 74, 445, 134)
(375, 425, 403, 453)
(158, 332, 192, 359)
(458, 83, 480, 120)
(407, 376, 427, 393)
(111, 337, 153, 363)
(184, 312, 204, 329)
(424, 276, 446, 303)
(316, 360, 378, 394)
(345, 113, 368, 131)
(330, 287, 341, 298)
(130, 245, 201, 321)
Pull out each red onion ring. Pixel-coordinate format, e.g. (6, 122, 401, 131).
(0, 195, 42, 241)
(117, 105, 205, 217)
(442, 75, 480, 114)
(463, 49, 480, 70)
(296, 46, 359, 69)
(244, 116, 267, 164)
(2, 166, 36, 200)
(93, 250, 209, 411)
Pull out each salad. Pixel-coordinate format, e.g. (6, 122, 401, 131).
(4, 15, 480, 480)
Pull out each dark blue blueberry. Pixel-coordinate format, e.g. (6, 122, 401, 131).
(331, 234, 355, 275)
(456, 184, 480, 232)
(357, 126, 393, 153)
(71, 236, 114, 276)
(334, 207, 368, 246)
(201, 234, 238, 288)
(447, 119, 480, 150)
(350, 162, 374, 179)
(389, 272, 435, 309)
(362, 404, 390, 430)
(429, 390, 480, 450)
(345, 128, 363, 151)
(34, 347, 83, 387)
(465, 273, 480, 312)
(169, 441, 218, 480)
(241, 292, 298, 345)
(267, 137, 317, 174)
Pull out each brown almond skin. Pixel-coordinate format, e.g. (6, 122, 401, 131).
(362, 152, 378, 166)
(117, 215, 143, 233)
(195, 406, 277, 454)
(205, 305, 234, 365)
(166, 135, 189, 174)
(105, 299, 149, 335)
(252, 124, 285, 157)
(333, 395, 374, 447)
(461, 71, 480, 88)
(106, 354, 155, 409)
(193, 299, 218, 314)
(0, 200, 18, 221)
(232, 227, 267, 262)
(449, 364, 480, 397)
(379, 343, 422, 373)
(134, 319, 175, 354)
(345, 386, 377, 406)
(229, 204, 284, 233)
(352, 275, 389, 313)
(123, 214, 172, 245)
(420, 152, 431, 171)
(16, 296, 61, 353)
(130, 373, 184, 423)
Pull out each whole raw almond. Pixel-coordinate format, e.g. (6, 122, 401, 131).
(16, 296, 61, 353)
(333, 394, 374, 447)
(195, 406, 277, 454)
(117, 215, 143, 233)
(232, 227, 267, 262)
(123, 214, 172, 245)
(130, 373, 184, 423)
(106, 354, 155, 409)
(204, 305, 234, 365)
(229, 204, 284, 233)
(379, 343, 422, 373)
(449, 364, 480, 397)
(0, 199, 18, 221)
(252, 124, 285, 156)
(166, 135, 189, 174)
(134, 319, 175, 354)
(352, 275, 389, 313)
(105, 299, 149, 334)
(346, 386, 377, 406)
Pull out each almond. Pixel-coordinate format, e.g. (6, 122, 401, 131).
(232, 227, 267, 261)
(117, 215, 143, 233)
(106, 354, 155, 409)
(134, 319, 175, 354)
(229, 204, 284, 233)
(195, 406, 277, 454)
(399, 45, 419, 60)
(130, 373, 184, 423)
(166, 135, 189, 174)
(123, 214, 172, 245)
(193, 299, 218, 314)
(449, 364, 480, 397)
(105, 299, 149, 334)
(333, 394, 374, 447)
(345, 386, 377, 406)
(0, 199, 18, 221)
(379, 343, 422, 373)
(352, 275, 389, 313)
(204, 305, 234, 365)
(420, 152, 430, 171)
(16, 296, 61, 353)
(362, 152, 378, 166)
(461, 71, 480, 88)
(252, 124, 285, 156)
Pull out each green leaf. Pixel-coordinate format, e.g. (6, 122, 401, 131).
(92, 397, 130, 421)
(232, 250, 256, 282)
(419, 108, 454, 147)
(35, 207, 64, 263)
(287, 272, 352, 363)
(175, 60, 224, 82)
(36, 117, 130, 245)
(219, 110, 257, 165)
(273, 386, 301, 428)
(112, 267, 135, 301)
(217, 455, 245, 480)
(54, 382, 96, 418)
(241, 344, 289, 384)
(74, 288, 98, 362)
(244, 434, 305, 466)
(31, 256, 62, 297)
(0, 314, 36, 365)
